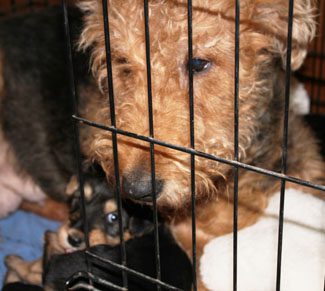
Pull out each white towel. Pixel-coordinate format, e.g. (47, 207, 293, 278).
(200, 189, 325, 291)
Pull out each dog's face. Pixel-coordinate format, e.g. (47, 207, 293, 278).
(79, 0, 316, 211)
(58, 174, 154, 252)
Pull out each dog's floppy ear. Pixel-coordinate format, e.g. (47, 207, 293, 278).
(251, 0, 316, 70)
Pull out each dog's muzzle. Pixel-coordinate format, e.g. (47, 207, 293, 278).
(122, 170, 163, 202)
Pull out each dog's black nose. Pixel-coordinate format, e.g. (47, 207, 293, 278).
(67, 232, 84, 248)
(122, 170, 163, 202)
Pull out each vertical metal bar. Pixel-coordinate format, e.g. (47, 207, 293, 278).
(101, 0, 128, 288)
(315, 0, 325, 114)
(62, 2, 94, 286)
(233, 1, 240, 291)
(276, 0, 294, 290)
(143, 1, 161, 290)
(62, 0, 90, 250)
(187, 1, 197, 290)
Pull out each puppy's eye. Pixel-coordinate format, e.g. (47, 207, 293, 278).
(106, 212, 118, 224)
(190, 58, 211, 73)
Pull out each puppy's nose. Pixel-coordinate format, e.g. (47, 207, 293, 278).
(67, 231, 84, 248)
(122, 170, 163, 202)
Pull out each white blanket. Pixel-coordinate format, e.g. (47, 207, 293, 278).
(200, 189, 325, 291)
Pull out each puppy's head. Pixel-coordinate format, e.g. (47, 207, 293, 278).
(78, 0, 317, 212)
(58, 173, 154, 252)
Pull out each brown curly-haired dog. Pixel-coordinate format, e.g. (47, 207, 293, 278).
(0, 0, 323, 289)
(78, 0, 324, 258)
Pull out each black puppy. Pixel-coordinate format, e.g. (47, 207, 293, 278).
(58, 169, 156, 252)
(4, 175, 193, 291)
(43, 226, 192, 291)
(49, 175, 192, 291)
(3, 227, 193, 291)
(4, 171, 155, 285)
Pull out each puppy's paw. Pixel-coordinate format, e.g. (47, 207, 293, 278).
(4, 255, 24, 284)
(4, 269, 20, 284)
(4, 255, 24, 270)
(5, 255, 43, 285)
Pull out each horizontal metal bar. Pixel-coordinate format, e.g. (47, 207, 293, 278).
(86, 251, 183, 291)
(73, 115, 325, 192)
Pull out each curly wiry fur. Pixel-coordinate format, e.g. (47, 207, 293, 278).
(0, 0, 325, 290)
(77, 0, 324, 269)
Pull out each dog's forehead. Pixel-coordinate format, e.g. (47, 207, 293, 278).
(109, 0, 238, 20)
(109, 0, 235, 54)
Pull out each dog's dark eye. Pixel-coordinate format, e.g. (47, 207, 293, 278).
(106, 212, 118, 224)
(190, 58, 211, 73)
